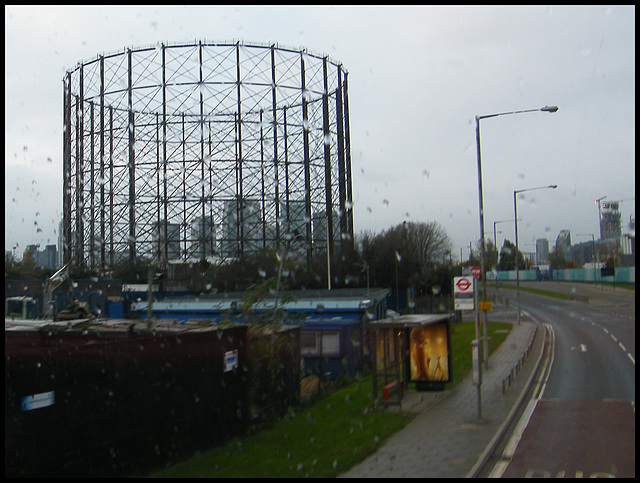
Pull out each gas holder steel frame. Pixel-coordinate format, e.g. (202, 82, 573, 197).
(62, 41, 353, 270)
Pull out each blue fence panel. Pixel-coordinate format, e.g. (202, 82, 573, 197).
(496, 267, 634, 283)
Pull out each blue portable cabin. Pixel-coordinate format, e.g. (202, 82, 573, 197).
(130, 288, 391, 379)
(278, 289, 390, 379)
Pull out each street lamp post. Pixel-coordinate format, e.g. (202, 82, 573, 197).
(475, 106, 558, 329)
(514, 184, 558, 324)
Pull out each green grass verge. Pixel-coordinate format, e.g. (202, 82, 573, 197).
(497, 283, 571, 300)
(516, 286, 569, 300)
(148, 320, 511, 478)
(448, 319, 511, 387)
(499, 281, 635, 299)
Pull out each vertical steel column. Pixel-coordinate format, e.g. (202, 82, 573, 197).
(109, 106, 114, 267)
(283, 106, 290, 234)
(89, 101, 95, 268)
(301, 52, 312, 267)
(335, 67, 347, 239)
(322, 57, 334, 257)
(77, 65, 84, 264)
(343, 72, 354, 239)
(155, 113, 161, 260)
(74, 95, 80, 264)
(271, 45, 280, 245)
(199, 42, 206, 260)
(162, 44, 168, 263)
(236, 42, 244, 258)
(234, 112, 240, 257)
(182, 113, 187, 259)
(62, 73, 72, 265)
(127, 48, 136, 260)
(260, 109, 267, 248)
(207, 120, 213, 256)
(99, 56, 106, 269)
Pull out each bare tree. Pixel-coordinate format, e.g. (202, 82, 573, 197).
(358, 221, 453, 289)
(403, 221, 453, 270)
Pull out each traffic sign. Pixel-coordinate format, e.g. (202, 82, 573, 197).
(455, 297, 475, 311)
(454, 276, 475, 311)
(454, 276, 474, 295)
(471, 266, 482, 279)
(478, 301, 492, 311)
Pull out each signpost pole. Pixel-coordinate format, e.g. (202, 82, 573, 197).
(474, 277, 480, 341)
(483, 309, 489, 370)
(455, 274, 482, 419)
(473, 278, 482, 419)
(472, 339, 482, 420)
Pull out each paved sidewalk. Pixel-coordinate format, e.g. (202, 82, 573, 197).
(338, 316, 544, 478)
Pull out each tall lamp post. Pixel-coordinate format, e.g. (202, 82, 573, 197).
(475, 106, 558, 330)
(514, 184, 558, 324)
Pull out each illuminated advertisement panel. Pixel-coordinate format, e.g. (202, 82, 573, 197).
(409, 322, 451, 383)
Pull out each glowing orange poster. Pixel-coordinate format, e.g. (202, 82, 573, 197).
(409, 324, 449, 382)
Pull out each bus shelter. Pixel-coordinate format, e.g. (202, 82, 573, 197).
(370, 314, 452, 407)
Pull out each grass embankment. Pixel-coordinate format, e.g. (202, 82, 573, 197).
(507, 285, 569, 300)
(149, 320, 511, 478)
(498, 281, 635, 300)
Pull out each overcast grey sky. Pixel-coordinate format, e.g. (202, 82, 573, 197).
(5, 5, 635, 262)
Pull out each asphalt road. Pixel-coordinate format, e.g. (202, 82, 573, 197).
(489, 282, 635, 478)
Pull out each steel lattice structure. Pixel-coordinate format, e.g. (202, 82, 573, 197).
(62, 41, 353, 269)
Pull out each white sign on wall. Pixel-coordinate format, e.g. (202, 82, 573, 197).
(21, 391, 55, 411)
(224, 350, 239, 372)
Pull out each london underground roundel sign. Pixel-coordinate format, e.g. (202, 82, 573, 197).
(454, 276, 474, 295)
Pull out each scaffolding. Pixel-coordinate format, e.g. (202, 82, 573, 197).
(62, 41, 353, 269)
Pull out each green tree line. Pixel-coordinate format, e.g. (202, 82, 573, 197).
(10, 220, 585, 296)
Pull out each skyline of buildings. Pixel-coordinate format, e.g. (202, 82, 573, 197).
(10, 199, 634, 271)
(13, 225, 634, 272)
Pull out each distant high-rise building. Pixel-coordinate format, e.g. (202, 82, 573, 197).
(153, 222, 181, 261)
(275, 200, 306, 247)
(600, 201, 622, 240)
(58, 220, 65, 267)
(191, 216, 216, 260)
(23, 244, 58, 270)
(24, 245, 39, 265)
(556, 230, 571, 252)
(621, 233, 635, 256)
(42, 245, 58, 270)
(312, 210, 340, 249)
(221, 199, 262, 258)
(536, 238, 549, 264)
